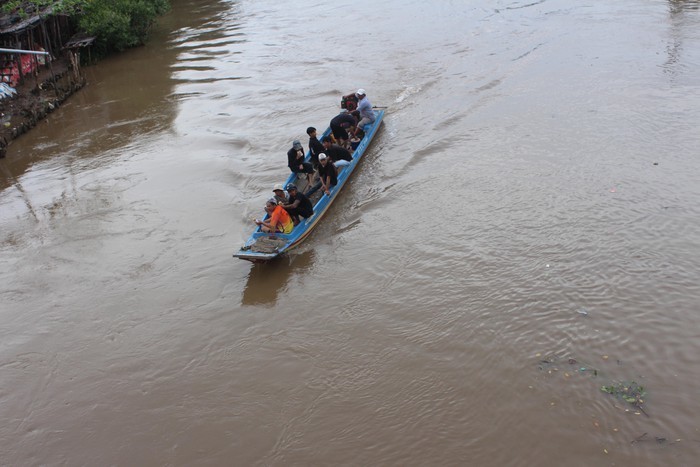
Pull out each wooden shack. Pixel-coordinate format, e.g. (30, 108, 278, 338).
(0, 2, 95, 157)
(0, 1, 80, 86)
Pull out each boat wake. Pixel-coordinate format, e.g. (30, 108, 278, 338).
(395, 84, 422, 103)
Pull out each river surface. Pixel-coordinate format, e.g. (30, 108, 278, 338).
(1, 0, 700, 465)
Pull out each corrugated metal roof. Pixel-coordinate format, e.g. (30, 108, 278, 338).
(64, 34, 96, 49)
(0, 6, 54, 35)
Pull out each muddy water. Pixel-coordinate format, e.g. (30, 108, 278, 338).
(1, 0, 700, 465)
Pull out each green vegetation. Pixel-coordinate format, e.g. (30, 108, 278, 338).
(601, 381, 647, 414)
(2, 0, 84, 17)
(3, 0, 170, 58)
(79, 0, 170, 57)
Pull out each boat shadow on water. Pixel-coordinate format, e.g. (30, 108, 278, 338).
(241, 249, 315, 306)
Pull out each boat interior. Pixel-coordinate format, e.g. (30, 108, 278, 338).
(236, 109, 381, 259)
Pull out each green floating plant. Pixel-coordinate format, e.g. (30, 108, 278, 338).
(601, 381, 647, 413)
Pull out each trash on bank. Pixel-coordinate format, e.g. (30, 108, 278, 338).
(0, 83, 17, 99)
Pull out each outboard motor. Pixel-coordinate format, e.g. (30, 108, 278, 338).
(341, 93, 358, 111)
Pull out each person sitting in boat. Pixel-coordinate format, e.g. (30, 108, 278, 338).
(353, 89, 375, 138)
(329, 109, 357, 149)
(281, 183, 313, 225)
(320, 136, 352, 168)
(255, 198, 294, 234)
(272, 183, 288, 204)
(306, 127, 325, 168)
(287, 140, 314, 184)
(304, 153, 337, 197)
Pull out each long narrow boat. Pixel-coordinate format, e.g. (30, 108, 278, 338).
(233, 109, 385, 262)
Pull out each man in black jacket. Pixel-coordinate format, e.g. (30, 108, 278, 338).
(321, 136, 352, 168)
(287, 140, 314, 184)
(304, 153, 337, 197)
(306, 127, 325, 168)
(281, 184, 314, 224)
(329, 110, 356, 148)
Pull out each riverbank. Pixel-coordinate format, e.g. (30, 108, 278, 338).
(0, 58, 85, 158)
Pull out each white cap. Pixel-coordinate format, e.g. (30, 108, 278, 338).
(272, 183, 284, 192)
(318, 153, 328, 161)
(355, 88, 366, 96)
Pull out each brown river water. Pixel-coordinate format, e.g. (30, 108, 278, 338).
(1, 0, 700, 465)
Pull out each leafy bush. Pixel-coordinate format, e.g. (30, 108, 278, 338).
(1, 0, 170, 59)
(78, 0, 170, 57)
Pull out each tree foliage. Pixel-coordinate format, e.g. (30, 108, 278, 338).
(2, 0, 85, 18)
(2, 0, 170, 58)
(79, 0, 170, 56)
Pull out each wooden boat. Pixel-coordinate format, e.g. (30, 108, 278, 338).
(233, 109, 385, 262)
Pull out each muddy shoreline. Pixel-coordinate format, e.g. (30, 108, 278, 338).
(0, 57, 85, 158)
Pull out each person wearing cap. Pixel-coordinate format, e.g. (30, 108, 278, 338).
(353, 89, 375, 137)
(272, 183, 288, 205)
(320, 136, 352, 168)
(287, 140, 314, 184)
(281, 183, 313, 224)
(304, 153, 337, 197)
(306, 127, 325, 168)
(329, 109, 357, 149)
(255, 198, 294, 234)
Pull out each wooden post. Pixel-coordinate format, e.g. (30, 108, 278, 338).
(15, 36, 24, 84)
(40, 17, 59, 98)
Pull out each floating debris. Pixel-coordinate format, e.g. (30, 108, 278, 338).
(630, 433, 673, 445)
(537, 355, 597, 377)
(601, 381, 648, 416)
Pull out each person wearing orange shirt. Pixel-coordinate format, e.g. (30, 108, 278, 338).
(255, 199, 294, 234)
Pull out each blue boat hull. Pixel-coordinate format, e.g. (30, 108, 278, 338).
(233, 110, 385, 262)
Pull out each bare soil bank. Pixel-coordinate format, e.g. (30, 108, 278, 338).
(0, 58, 85, 158)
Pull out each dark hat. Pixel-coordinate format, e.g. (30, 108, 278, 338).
(286, 183, 297, 191)
(306, 127, 316, 135)
(320, 136, 330, 143)
(292, 140, 302, 149)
